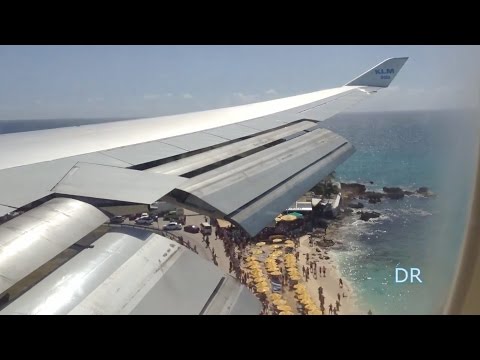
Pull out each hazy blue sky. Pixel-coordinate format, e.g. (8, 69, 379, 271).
(0, 45, 479, 120)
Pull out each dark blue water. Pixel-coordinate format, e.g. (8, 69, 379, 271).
(322, 110, 480, 314)
(1, 111, 479, 314)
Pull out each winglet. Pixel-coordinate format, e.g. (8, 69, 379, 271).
(345, 57, 409, 88)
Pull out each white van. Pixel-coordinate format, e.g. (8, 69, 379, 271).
(200, 222, 212, 235)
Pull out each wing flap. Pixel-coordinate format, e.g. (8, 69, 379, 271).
(52, 162, 187, 205)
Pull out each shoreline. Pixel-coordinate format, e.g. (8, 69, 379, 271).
(296, 234, 364, 315)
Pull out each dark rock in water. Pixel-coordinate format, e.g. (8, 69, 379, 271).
(383, 187, 403, 194)
(362, 191, 383, 204)
(404, 191, 414, 196)
(344, 208, 354, 214)
(383, 187, 405, 199)
(369, 181, 374, 184)
(341, 183, 366, 195)
(386, 192, 404, 200)
(360, 211, 381, 221)
(349, 202, 364, 209)
(416, 187, 435, 197)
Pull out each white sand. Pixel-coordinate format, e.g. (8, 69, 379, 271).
(296, 235, 363, 315)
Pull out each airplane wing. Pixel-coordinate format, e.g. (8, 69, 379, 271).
(0, 57, 408, 314)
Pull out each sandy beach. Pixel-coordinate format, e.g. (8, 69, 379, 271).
(296, 234, 362, 315)
(239, 232, 364, 315)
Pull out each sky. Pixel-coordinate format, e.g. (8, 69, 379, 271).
(0, 45, 479, 120)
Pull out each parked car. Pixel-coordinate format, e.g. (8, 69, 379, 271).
(163, 222, 182, 231)
(135, 217, 154, 225)
(110, 215, 125, 224)
(129, 213, 142, 221)
(184, 225, 200, 233)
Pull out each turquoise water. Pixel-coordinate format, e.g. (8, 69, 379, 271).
(322, 110, 480, 314)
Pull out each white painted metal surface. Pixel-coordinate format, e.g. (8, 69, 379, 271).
(0, 198, 108, 294)
(63, 229, 261, 315)
(148, 120, 316, 176)
(178, 128, 348, 214)
(0, 205, 15, 217)
(52, 162, 187, 204)
(0, 229, 147, 314)
(230, 143, 354, 235)
(0, 86, 357, 171)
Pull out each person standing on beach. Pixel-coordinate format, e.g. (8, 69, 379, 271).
(302, 265, 306, 277)
(368, 309, 373, 315)
(328, 304, 333, 314)
(318, 286, 323, 297)
(323, 266, 326, 277)
(339, 278, 343, 288)
(337, 293, 341, 302)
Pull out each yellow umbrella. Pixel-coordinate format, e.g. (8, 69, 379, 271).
(269, 293, 282, 301)
(305, 304, 317, 311)
(279, 311, 295, 315)
(256, 242, 266, 247)
(250, 249, 263, 255)
(257, 282, 270, 289)
(308, 309, 322, 315)
(280, 214, 297, 222)
(285, 244, 295, 248)
(270, 271, 282, 276)
(285, 239, 295, 244)
(294, 284, 306, 290)
(277, 305, 293, 312)
(290, 276, 302, 281)
(256, 287, 270, 293)
(272, 238, 283, 243)
(273, 299, 287, 306)
(272, 245, 281, 249)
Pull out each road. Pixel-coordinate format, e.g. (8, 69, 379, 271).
(121, 210, 232, 276)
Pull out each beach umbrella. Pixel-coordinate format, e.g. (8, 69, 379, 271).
(308, 309, 322, 315)
(290, 212, 304, 218)
(269, 293, 282, 301)
(294, 284, 306, 290)
(305, 304, 317, 311)
(290, 276, 302, 281)
(256, 242, 266, 247)
(285, 244, 295, 248)
(256, 287, 270, 293)
(272, 238, 283, 243)
(285, 239, 295, 244)
(279, 214, 297, 222)
(270, 271, 282, 276)
(273, 299, 287, 306)
(279, 311, 295, 315)
(277, 305, 293, 312)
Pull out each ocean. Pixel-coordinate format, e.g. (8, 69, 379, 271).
(1, 110, 479, 314)
(322, 110, 480, 314)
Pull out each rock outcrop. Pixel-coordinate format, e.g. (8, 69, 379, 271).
(348, 202, 364, 209)
(341, 183, 366, 196)
(416, 187, 435, 197)
(359, 211, 381, 221)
